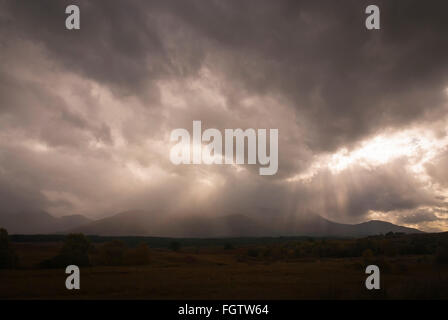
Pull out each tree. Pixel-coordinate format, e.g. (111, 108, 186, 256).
(124, 243, 151, 265)
(40, 233, 91, 268)
(61, 233, 91, 266)
(97, 240, 127, 266)
(0, 228, 18, 269)
(435, 244, 448, 265)
(169, 241, 181, 252)
(362, 248, 374, 264)
(247, 248, 259, 258)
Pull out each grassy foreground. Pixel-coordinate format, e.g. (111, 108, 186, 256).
(1, 238, 448, 299)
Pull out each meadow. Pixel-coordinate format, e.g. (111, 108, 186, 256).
(1, 232, 448, 299)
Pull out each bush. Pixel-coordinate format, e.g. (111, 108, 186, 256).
(97, 240, 127, 266)
(169, 241, 181, 252)
(40, 233, 91, 268)
(362, 248, 374, 265)
(383, 240, 398, 257)
(294, 247, 303, 258)
(0, 228, 18, 269)
(362, 249, 374, 259)
(247, 248, 259, 258)
(124, 243, 151, 265)
(435, 246, 448, 265)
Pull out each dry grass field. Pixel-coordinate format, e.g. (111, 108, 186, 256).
(1, 241, 448, 300)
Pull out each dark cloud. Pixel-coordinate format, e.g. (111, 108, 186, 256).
(426, 149, 448, 188)
(292, 159, 439, 222)
(166, 0, 448, 151)
(398, 209, 441, 225)
(3, 0, 448, 150)
(1, 0, 448, 231)
(2, 0, 204, 100)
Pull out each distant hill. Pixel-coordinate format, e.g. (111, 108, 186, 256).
(347, 220, 422, 237)
(69, 211, 269, 237)
(0, 211, 92, 234)
(70, 210, 422, 237)
(267, 214, 422, 237)
(69, 210, 151, 236)
(0, 209, 422, 237)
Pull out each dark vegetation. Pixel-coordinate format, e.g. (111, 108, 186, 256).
(169, 241, 181, 252)
(2, 228, 448, 299)
(239, 232, 448, 262)
(9, 234, 318, 248)
(40, 233, 91, 268)
(8, 231, 448, 256)
(3, 229, 448, 268)
(94, 240, 150, 266)
(0, 228, 18, 269)
(38, 235, 151, 268)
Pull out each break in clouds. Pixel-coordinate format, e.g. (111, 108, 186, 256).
(1, 0, 448, 232)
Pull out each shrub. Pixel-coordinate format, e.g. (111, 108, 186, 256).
(435, 246, 448, 265)
(294, 247, 303, 258)
(383, 240, 398, 257)
(362, 249, 374, 259)
(169, 241, 181, 252)
(247, 248, 259, 258)
(124, 243, 151, 265)
(362, 248, 375, 265)
(40, 233, 91, 268)
(0, 228, 18, 269)
(97, 240, 127, 266)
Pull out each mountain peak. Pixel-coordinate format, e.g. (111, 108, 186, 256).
(0, 211, 92, 234)
(68, 211, 423, 237)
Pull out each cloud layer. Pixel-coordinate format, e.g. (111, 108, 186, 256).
(1, 0, 448, 231)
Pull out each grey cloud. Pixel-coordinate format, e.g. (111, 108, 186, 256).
(170, 0, 448, 151)
(1, 0, 448, 232)
(426, 150, 448, 188)
(2, 0, 204, 101)
(298, 159, 439, 222)
(399, 209, 441, 225)
(3, 0, 448, 153)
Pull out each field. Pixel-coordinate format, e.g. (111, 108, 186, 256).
(1, 233, 448, 299)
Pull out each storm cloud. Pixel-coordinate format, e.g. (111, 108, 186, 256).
(1, 0, 448, 232)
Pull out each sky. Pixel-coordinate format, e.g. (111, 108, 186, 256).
(1, 0, 448, 232)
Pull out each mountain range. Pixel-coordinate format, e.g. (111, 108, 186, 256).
(72, 210, 421, 237)
(0, 210, 422, 237)
(0, 211, 92, 234)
